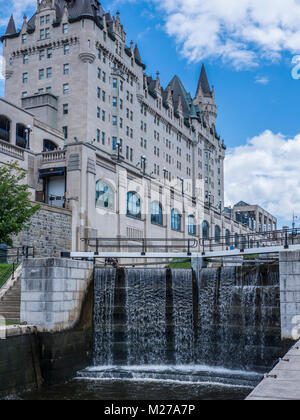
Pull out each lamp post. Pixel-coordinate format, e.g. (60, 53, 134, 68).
(116, 140, 122, 163)
(177, 177, 184, 196)
(141, 155, 147, 175)
(25, 125, 32, 150)
(292, 212, 298, 233)
(163, 168, 168, 181)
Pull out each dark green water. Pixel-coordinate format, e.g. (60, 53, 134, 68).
(19, 378, 253, 400)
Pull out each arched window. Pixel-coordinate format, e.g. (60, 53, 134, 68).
(215, 225, 221, 243)
(43, 139, 58, 152)
(96, 181, 114, 210)
(188, 215, 196, 235)
(0, 115, 10, 142)
(151, 202, 163, 226)
(16, 123, 27, 149)
(171, 209, 181, 231)
(234, 233, 239, 248)
(127, 191, 141, 219)
(202, 221, 210, 239)
(225, 229, 231, 246)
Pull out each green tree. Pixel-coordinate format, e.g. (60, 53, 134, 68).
(0, 162, 41, 246)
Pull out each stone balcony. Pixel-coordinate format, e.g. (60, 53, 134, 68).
(41, 150, 66, 163)
(0, 139, 25, 160)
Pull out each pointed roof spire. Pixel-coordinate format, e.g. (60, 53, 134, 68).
(196, 64, 212, 98)
(134, 44, 141, 62)
(5, 15, 16, 35)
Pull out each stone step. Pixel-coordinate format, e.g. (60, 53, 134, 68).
(0, 305, 20, 311)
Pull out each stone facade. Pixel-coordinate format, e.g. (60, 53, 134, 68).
(14, 203, 72, 257)
(0, 1, 274, 252)
(280, 250, 300, 341)
(21, 258, 93, 330)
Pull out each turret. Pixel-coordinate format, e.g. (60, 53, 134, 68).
(194, 64, 217, 126)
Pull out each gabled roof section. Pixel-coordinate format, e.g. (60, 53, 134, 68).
(234, 201, 251, 208)
(196, 64, 212, 98)
(167, 75, 197, 119)
(5, 15, 16, 35)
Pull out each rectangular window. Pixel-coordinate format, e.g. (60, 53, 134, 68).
(63, 104, 68, 115)
(22, 92, 27, 97)
(120, 117, 123, 128)
(97, 129, 100, 143)
(97, 107, 100, 118)
(120, 80, 123, 91)
(97, 87, 100, 98)
(63, 23, 68, 34)
(40, 29, 45, 40)
(112, 137, 117, 151)
(46, 15, 50, 24)
(102, 110, 105, 121)
(47, 48, 52, 59)
(101, 132, 105, 145)
(63, 83, 69, 94)
(62, 126, 68, 139)
(130, 148, 133, 162)
(40, 16, 45, 26)
(39, 50, 45, 60)
(64, 45, 70, 55)
(97, 68, 101, 79)
(98, 49, 101, 59)
(39, 69, 44, 80)
(63, 64, 69, 75)
(113, 78, 117, 88)
(120, 99, 123, 109)
(102, 91, 106, 102)
(38, 88, 44, 94)
(102, 72, 106, 82)
(23, 54, 28, 65)
(112, 116, 117, 126)
(46, 86, 52, 93)
(22, 34, 27, 44)
(112, 97, 117, 107)
(45, 28, 50, 39)
(46, 67, 52, 78)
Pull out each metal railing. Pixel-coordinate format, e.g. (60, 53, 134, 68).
(81, 237, 198, 256)
(0, 246, 35, 289)
(200, 228, 300, 255)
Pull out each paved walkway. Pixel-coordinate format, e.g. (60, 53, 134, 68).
(247, 340, 300, 400)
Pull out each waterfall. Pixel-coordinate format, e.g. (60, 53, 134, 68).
(93, 268, 116, 366)
(171, 269, 194, 365)
(92, 264, 282, 377)
(125, 269, 167, 365)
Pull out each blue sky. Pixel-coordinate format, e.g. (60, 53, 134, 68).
(1, 0, 300, 227)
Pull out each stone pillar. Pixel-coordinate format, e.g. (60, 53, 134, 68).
(279, 250, 300, 341)
(21, 258, 93, 331)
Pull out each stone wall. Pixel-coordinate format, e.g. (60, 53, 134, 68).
(13, 203, 72, 258)
(280, 250, 300, 341)
(21, 258, 93, 331)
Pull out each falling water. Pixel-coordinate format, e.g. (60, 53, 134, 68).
(91, 264, 282, 383)
(125, 269, 167, 365)
(171, 269, 194, 365)
(93, 268, 116, 366)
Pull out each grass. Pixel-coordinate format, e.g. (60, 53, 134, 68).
(168, 258, 191, 269)
(0, 263, 16, 288)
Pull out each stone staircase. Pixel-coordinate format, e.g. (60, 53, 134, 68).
(0, 267, 22, 324)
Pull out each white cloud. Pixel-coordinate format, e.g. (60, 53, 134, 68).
(225, 130, 300, 225)
(0, 0, 36, 28)
(148, 0, 300, 68)
(255, 76, 269, 85)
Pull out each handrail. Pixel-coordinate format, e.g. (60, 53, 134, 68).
(0, 246, 34, 289)
(200, 228, 300, 254)
(81, 237, 198, 256)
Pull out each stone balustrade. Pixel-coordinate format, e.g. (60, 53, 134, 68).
(42, 150, 66, 163)
(0, 139, 25, 160)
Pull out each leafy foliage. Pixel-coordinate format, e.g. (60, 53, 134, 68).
(0, 162, 41, 246)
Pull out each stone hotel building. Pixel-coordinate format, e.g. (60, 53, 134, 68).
(0, 0, 277, 255)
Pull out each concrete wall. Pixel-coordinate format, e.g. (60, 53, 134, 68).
(21, 258, 93, 330)
(280, 250, 300, 341)
(13, 204, 72, 258)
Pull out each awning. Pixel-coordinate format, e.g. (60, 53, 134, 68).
(39, 167, 66, 179)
